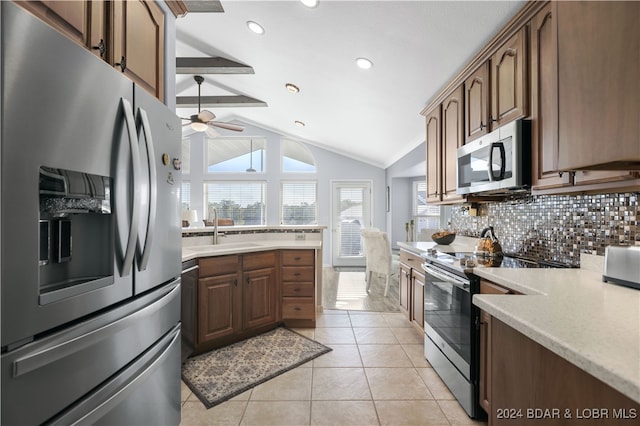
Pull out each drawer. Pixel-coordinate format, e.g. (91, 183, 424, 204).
(282, 282, 314, 297)
(243, 250, 277, 271)
(198, 255, 240, 277)
(400, 249, 422, 271)
(282, 298, 314, 319)
(281, 250, 314, 266)
(480, 279, 521, 295)
(281, 266, 315, 282)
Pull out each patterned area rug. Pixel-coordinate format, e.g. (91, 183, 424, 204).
(181, 327, 332, 409)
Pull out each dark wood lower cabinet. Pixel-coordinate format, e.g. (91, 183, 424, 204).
(490, 317, 640, 425)
(190, 249, 316, 354)
(193, 252, 279, 354)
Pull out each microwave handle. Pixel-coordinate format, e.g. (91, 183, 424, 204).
(487, 142, 506, 182)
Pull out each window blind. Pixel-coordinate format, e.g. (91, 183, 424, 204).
(204, 181, 266, 226)
(281, 181, 317, 225)
(181, 181, 191, 211)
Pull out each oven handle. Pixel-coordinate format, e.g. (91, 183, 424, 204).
(422, 263, 470, 291)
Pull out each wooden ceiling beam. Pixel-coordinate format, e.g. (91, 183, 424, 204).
(176, 57, 254, 74)
(176, 95, 267, 108)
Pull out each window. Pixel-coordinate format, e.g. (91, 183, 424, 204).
(281, 181, 317, 225)
(282, 139, 316, 172)
(204, 181, 266, 226)
(206, 138, 265, 173)
(181, 181, 191, 211)
(413, 181, 441, 235)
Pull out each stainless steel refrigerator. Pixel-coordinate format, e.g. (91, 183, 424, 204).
(1, 3, 182, 424)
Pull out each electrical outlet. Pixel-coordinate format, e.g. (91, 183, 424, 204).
(295, 234, 306, 240)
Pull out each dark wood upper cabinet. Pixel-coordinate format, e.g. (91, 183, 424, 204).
(425, 106, 442, 204)
(490, 27, 528, 128)
(530, 2, 572, 190)
(441, 86, 465, 203)
(555, 1, 640, 171)
(464, 62, 489, 143)
(16, 0, 165, 101)
(16, 0, 106, 58)
(111, 0, 165, 100)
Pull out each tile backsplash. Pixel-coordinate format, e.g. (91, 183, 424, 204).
(450, 192, 639, 266)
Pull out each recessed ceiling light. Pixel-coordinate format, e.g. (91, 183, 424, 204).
(294, 120, 305, 127)
(246, 21, 265, 35)
(285, 83, 300, 93)
(356, 57, 373, 70)
(300, 0, 319, 8)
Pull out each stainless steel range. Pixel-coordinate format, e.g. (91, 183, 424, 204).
(421, 250, 571, 419)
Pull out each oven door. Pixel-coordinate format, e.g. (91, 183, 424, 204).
(422, 263, 472, 378)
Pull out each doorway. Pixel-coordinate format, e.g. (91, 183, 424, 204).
(331, 181, 372, 267)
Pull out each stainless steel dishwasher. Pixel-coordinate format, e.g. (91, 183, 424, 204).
(181, 259, 199, 362)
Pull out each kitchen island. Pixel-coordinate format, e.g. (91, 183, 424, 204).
(181, 227, 324, 355)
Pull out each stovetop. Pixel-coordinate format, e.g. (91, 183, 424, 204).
(420, 249, 575, 275)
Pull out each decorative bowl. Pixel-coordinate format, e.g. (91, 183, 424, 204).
(432, 232, 456, 245)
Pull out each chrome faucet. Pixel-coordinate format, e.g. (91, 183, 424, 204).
(212, 207, 219, 245)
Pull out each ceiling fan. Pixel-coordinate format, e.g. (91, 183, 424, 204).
(181, 75, 244, 138)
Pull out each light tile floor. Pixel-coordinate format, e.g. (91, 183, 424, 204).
(180, 310, 488, 426)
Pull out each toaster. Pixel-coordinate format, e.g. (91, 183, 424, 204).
(602, 246, 640, 290)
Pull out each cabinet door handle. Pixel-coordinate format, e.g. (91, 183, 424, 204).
(115, 56, 127, 72)
(92, 39, 106, 57)
(234, 279, 238, 287)
(479, 121, 485, 130)
(246, 277, 250, 285)
(489, 115, 497, 123)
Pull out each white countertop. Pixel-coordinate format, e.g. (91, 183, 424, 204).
(182, 240, 321, 262)
(473, 267, 640, 404)
(398, 240, 639, 403)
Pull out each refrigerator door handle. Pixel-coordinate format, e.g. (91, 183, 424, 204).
(136, 107, 157, 271)
(12, 281, 180, 378)
(120, 98, 141, 276)
(47, 325, 181, 426)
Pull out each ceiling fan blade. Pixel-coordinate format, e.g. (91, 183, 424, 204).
(198, 110, 215, 122)
(204, 126, 220, 138)
(209, 121, 245, 132)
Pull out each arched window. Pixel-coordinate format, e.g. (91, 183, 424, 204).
(207, 138, 266, 173)
(281, 139, 316, 172)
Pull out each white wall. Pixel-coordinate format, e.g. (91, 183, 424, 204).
(183, 122, 386, 266)
(385, 142, 427, 248)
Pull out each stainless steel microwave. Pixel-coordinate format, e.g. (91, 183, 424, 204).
(456, 120, 530, 195)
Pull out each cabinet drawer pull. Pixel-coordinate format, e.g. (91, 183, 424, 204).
(92, 39, 106, 57)
(294, 307, 301, 311)
(294, 257, 301, 261)
(294, 272, 301, 276)
(115, 56, 126, 72)
(294, 288, 300, 292)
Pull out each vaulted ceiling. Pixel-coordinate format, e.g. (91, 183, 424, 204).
(175, 0, 525, 168)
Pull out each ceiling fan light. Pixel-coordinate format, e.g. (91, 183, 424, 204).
(191, 121, 208, 132)
(356, 57, 373, 70)
(246, 21, 265, 35)
(300, 0, 319, 8)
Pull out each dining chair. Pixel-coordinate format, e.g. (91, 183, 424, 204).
(360, 229, 400, 296)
